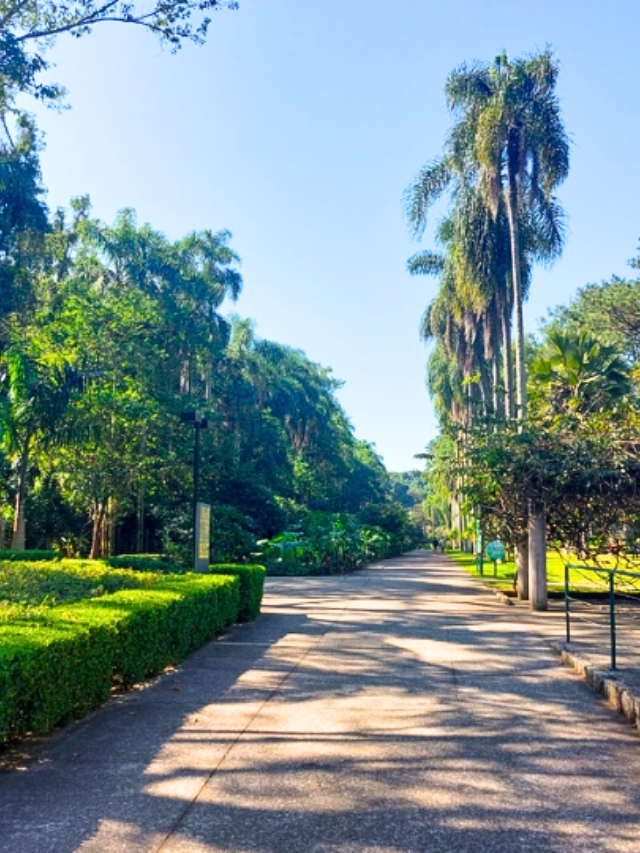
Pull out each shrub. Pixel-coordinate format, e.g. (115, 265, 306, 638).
(209, 564, 265, 621)
(106, 554, 186, 574)
(0, 560, 158, 607)
(0, 550, 59, 562)
(0, 573, 240, 743)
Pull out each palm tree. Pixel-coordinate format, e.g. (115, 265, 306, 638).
(445, 50, 569, 418)
(410, 193, 510, 423)
(405, 50, 569, 421)
(530, 330, 632, 416)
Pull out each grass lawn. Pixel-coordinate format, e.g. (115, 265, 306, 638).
(445, 548, 640, 594)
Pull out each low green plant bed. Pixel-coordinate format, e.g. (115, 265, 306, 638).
(0, 559, 159, 608)
(106, 554, 186, 574)
(0, 550, 59, 562)
(0, 573, 240, 743)
(209, 564, 265, 621)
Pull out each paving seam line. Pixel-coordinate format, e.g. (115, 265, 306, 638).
(546, 640, 640, 732)
(153, 580, 366, 853)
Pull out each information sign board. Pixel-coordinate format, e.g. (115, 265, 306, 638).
(486, 540, 506, 562)
(195, 502, 211, 572)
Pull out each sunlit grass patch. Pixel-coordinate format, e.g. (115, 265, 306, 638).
(448, 548, 592, 592)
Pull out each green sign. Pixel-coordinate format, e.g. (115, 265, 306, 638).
(486, 540, 506, 562)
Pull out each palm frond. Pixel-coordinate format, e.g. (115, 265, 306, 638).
(403, 158, 452, 238)
(407, 251, 445, 276)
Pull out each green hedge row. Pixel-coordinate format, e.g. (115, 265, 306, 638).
(106, 554, 185, 574)
(104, 558, 267, 621)
(0, 573, 239, 743)
(0, 550, 59, 562)
(0, 559, 159, 607)
(209, 564, 266, 621)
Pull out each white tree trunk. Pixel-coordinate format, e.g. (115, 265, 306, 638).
(528, 502, 547, 611)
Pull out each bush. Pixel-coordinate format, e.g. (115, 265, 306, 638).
(209, 564, 266, 621)
(0, 550, 59, 562)
(0, 559, 159, 607)
(0, 573, 240, 743)
(106, 554, 186, 574)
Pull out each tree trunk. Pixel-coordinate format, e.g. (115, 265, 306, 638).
(501, 311, 514, 420)
(478, 358, 492, 419)
(90, 501, 106, 559)
(515, 533, 529, 600)
(136, 489, 145, 554)
(136, 434, 147, 553)
(505, 162, 527, 420)
(492, 352, 501, 421)
(11, 432, 31, 551)
(528, 501, 547, 611)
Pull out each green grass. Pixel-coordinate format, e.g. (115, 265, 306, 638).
(448, 549, 596, 592)
(448, 548, 640, 595)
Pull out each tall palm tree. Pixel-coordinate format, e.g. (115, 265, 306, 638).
(405, 50, 569, 421)
(410, 193, 510, 423)
(445, 50, 569, 418)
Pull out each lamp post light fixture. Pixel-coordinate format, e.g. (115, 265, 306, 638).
(180, 411, 210, 570)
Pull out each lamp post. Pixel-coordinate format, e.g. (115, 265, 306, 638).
(180, 411, 210, 569)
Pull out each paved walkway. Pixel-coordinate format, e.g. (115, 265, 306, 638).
(2, 551, 640, 853)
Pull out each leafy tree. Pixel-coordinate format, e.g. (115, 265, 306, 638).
(0, 115, 48, 334)
(460, 410, 640, 561)
(0, 343, 82, 549)
(548, 272, 640, 366)
(0, 0, 238, 114)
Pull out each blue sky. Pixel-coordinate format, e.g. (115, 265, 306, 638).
(25, 0, 640, 470)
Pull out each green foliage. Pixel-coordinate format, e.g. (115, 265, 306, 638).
(0, 116, 48, 326)
(547, 273, 640, 366)
(260, 509, 421, 576)
(0, 0, 238, 125)
(0, 201, 399, 560)
(209, 563, 265, 621)
(0, 573, 240, 742)
(0, 558, 158, 606)
(529, 329, 632, 416)
(460, 411, 640, 556)
(0, 549, 57, 561)
(106, 554, 186, 574)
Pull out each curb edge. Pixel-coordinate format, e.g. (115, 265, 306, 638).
(547, 640, 640, 730)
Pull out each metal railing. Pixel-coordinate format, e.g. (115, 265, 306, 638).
(564, 563, 640, 670)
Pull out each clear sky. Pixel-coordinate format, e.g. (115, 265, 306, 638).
(24, 0, 640, 471)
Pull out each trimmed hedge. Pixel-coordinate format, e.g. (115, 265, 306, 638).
(0, 550, 59, 562)
(209, 564, 266, 621)
(0, 559, 159, 607)
(106, 554, 186, 574)
(0, 573, 240, 743)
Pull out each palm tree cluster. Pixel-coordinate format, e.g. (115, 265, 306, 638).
(405, 50, 569, 426)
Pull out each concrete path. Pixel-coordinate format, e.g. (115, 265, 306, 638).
(2, 551, 640, 853)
